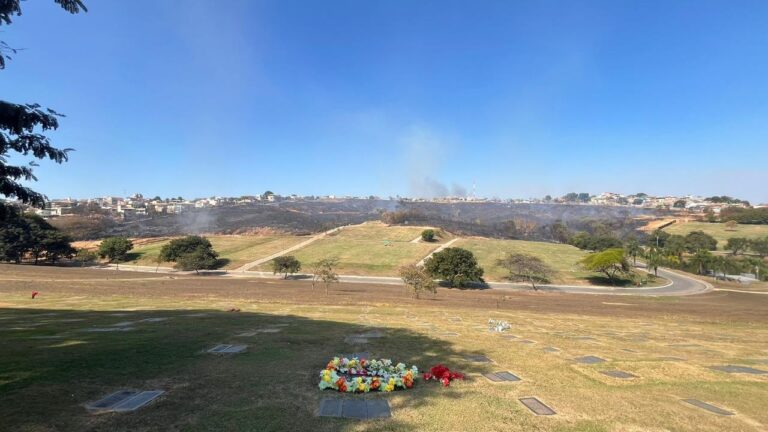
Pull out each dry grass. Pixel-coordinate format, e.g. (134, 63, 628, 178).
(0, 265, 767, 431)
(119, 235, 308, 269)
(254, 222, 447, 276)
(455, 237, 596, 284)
(664, 222, 768, 250)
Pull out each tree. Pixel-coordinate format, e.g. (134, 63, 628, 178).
(1, 1, 86, 213)
(40, 230, 75, 263)
(496, 253, 554, 291)
(98, 237, 133, 269)
(684, 231, 718, 252)
(74, 248, 98, 267)
(580, 248, 630, 284)
(175, 246, 219, 274)
(549, 222, 570, 243)
(420, 229, 436, 242)
(272, 255, 301, 279)
(398, 264, 436, 299)
(711, 255, 741, 279)
(749, 238, 768, 258)
(159, 236, 213, 262)
(646, 248, 662, 276)
(424, 247, 484, 287)
(311, 258, 339, 295)
(673, 199, 687, 209)
(725, 237, 750, 256)
(724, 220, 738, 231)
(625, 239, 642, 266)
(664, 235, 687, 262)
(159, 236, 220, 272)
(689, 249, 713, 275)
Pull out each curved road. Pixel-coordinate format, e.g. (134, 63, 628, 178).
(95, 264, 712, 297)
(488, 266, 712, 296)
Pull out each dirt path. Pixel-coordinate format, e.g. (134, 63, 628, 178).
(232, 225, 348, 272)
(416, 238, 460, 266)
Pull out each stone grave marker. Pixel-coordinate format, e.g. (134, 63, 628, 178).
(339, 352, 370, 359)
(543, 347, 560, 353)
(517, 339, 535, 344)
(111, 390, 165, 412)
(318, 398, 391, 419)
(359, 329, 385, 338)
(682, 399, 734, 416)
(657, 356, 686, 361)
(573, 336, 596, 341)
(111, 321, 135, 327)
(465, 355, 493, 363)
(574, 355, 606, 364)
(519, 397, 556, 416)
(236, 331, 258, 337)
(483, 371, 521, 382)
(83, 327, 135, 332)
(600, 370, 637, 379)
(141, 318, 169, 323)
(207, 344, 247, 354)
(258, 328, 282, 334)
(345, 336, 369, 344)
(86, 389, 164, 413)
(440, 332, 459, 337)
(709, 365, 767, 375)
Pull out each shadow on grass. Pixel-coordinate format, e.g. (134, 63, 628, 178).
(0, 307, 488, 432)
(584, 276, 639, 287)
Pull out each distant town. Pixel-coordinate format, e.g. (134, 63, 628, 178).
(17, 191, 759, 221)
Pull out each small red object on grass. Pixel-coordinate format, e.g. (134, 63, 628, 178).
(31, 291, 39, 299)
(227, 307, 241, 312)
(423, 364, 465, 387)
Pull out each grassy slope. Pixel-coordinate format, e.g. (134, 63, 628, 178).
(664, 221, 768, 250)
(1, 267, 766, 432)
(455, 237, 595, 284)
(126, 235, 307, 269)
(255, 222, 445, 276)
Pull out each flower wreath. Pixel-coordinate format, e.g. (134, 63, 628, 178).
(318, 356, 419, 393)
(423, 364, 465, 387)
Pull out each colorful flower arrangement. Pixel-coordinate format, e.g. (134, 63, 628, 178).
(318, 356, 419, 393)
(422, 364, 465, 387)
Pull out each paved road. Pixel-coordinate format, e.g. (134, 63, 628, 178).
(95, 261, 712, 297)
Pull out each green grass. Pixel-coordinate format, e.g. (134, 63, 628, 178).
(125, 235, 307, 269)
(255, 222, 445, 276)
(664, 221, 768, 250)
(455, 237, 597, 284)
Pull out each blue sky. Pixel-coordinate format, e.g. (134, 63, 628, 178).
(2, 1, 767, 202)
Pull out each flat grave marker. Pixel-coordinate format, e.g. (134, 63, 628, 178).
(657, 356, 686, 362)
(573, 336, 597, 341)
(709, 365, 767, 375)
(502, 335, 519, 340)
(517, 339, 535, 344)
(682, 399, 734, 416)
(339, 352, 370, 359)
(344, 336, 369, 344)
(543, 347, 560, 353)
(111, 390, 164, 412)
(465, 354, 493, 363)
(519, 397, 556, 416)
(484, 371, 521, 382)
(111, 321, 135, 327)
(318, 399, 391, 419)
(258, 328, 282, 334)
(207, 344, 247, 354)
(440, 332, 459, 337)
(86, 390, 138, 412)
(574, 355, 606, 364)
(140, 317, 169, 323)
(82, 327, 135, 333)
(600, 370, 637, 379)
(359, 329, 385, 338)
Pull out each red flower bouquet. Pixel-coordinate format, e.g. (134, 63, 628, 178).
(423, 364, 465, 387)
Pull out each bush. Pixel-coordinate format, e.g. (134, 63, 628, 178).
(421, 229, 436, 242)
(272, 255, 301, 278)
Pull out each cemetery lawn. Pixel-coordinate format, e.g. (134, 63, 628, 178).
(253, 222, 450, 276)
(1, 264, 767, 432)
(663, 221, 768, 250)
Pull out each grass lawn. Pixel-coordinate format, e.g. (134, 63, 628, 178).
(254, 222, 446, 276)
(664, 222, 768, 250)
(455, 237, 603, 284)
(121, 235, 308, 269)
(1, 265, 767, 431)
